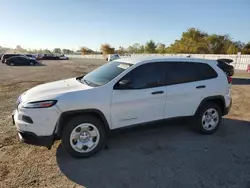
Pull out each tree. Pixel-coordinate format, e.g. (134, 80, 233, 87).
(226, 44, 238, 54)
(80, 47, 93, 54)
(16, 45, 22, 50)
(127, 46, 134, 54)
(62, 49, 73, 54)
(43, 49, 51, 54)
(177, 28, 208, 53)
(100, 44, 115, 54)
(132, 43, 140, 53)
(53, 48, 61, 54)
(165, 28, 245, 54)
(138, 45, 145, 53)
(117, 46, 125, 55)
(204, 34, 232, 54)
(144, 40, 156, 53)
(15, 45, 26, 53)
(156, 43, 166, 54)
(242, 42, 250, 54)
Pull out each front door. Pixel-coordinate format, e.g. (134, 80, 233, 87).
(18, 57, 27, 65)
(111, 62, 167, 129)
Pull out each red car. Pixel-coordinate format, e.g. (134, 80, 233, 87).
(247, 64, 250, 73)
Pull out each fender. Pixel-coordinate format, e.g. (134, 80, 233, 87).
(54, 109, 110, 138)
(195, 95, 226, 115)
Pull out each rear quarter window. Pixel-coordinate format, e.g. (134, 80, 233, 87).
(162, 62, 218, 85)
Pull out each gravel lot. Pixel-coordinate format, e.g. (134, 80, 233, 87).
(0, 59, 250, 188)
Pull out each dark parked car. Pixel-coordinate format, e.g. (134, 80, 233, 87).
(25, 54, 37, 60)
(6, 56, 38, 66)
(1, 53, 21, 63)
(39, 54, 60, 60)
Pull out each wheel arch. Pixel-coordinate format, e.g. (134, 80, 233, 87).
(195, 95, 226, 116)
(54, 109, 110, 138)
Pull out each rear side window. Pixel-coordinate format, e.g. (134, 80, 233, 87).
(162, 62, 218, 85)
(3, 54, 20, 59)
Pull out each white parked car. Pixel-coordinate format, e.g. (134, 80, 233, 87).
(106, 54, 120, 61)
(59, 54, 69, 60)
(12, 56, 232, 158)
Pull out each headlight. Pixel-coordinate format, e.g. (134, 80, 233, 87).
(21, 100, 57, 109)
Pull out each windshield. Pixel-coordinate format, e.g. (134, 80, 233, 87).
(82, 61, 132, 86)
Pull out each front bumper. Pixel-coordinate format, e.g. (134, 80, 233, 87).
(12, 106, 60, 149)
(223, 98, 232, 116)
(17, 131, 54, 149)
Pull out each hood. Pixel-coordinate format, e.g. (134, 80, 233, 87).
(20, 78, 92, 102)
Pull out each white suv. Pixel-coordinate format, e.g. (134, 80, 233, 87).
(12, 57, 232, 158)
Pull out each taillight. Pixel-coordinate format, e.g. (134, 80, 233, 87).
(227, 76, 232, 84)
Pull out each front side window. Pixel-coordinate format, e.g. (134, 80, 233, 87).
(82, 61, 132, 86)
(118, 63, 165, 89)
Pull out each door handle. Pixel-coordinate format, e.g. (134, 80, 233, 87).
(151, 91, 164, 95)
(196, 85, 206, 89)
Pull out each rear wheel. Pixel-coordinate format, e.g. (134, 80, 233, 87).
(61, 115, 106, 158)
(195, 102, 222, 134)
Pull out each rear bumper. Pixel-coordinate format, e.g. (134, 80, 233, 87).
(223, 98, 232, 116)
(17, 131, 54, 149)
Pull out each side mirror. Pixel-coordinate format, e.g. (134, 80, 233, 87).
(119, 79, 130, 85)
(115, 79, 132, 89)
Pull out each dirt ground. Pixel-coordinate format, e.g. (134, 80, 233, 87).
(0, 59, 250, 188)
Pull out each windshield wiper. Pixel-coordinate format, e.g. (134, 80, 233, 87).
(82, 78, 97, 87)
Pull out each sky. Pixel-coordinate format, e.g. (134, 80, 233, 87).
(0, 0, 249, 51)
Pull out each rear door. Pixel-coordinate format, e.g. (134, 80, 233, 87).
(163, 62, 218, 118)
(111, 62, 167, 129)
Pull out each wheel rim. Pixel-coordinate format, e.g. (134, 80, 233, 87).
(10, 62, 14, 66)
(30, 62, 34, 65)
(70, 123, 100, 153)
(202, 108, 219, 131)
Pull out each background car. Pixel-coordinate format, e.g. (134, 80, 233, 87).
(25, 54, 37, 60)
(105, 54, 120, 61)
(6, 56, 38, 66)
(247, 64, 250, 74)
(1, 53, 21, 63)
(39, 54, 60, 60)
(59, 54, 69, 60)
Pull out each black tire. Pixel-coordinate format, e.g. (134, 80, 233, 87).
(194, 102, 222, 134)
(29, 61, 34, 66)
(61, 115, 106, 158)
(9, 61, 14, 66)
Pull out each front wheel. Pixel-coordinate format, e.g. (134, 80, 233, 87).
(195, 102, 222, 134)
(29, 61, 34, 66)
(9, 61, 14, 66)
(61, 115, 106, 158)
